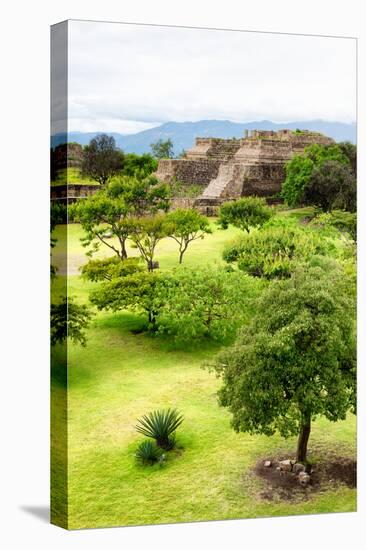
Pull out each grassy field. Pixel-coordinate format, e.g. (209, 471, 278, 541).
(51, 167, 100, 186)
(51, 209, 356, 529)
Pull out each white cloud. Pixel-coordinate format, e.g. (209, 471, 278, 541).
(67, 21, 356, 134)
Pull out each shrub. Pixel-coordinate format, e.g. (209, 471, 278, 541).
(81, 256, 143, 282)
(135, 440, 163, 465)
(154, 266, 262, 343)
(223, 225, 335, 279)
(310, 210, 357, 241)
(135, 409, 184, 450)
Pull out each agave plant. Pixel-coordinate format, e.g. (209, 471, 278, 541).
(135, 408, 184, 450)
(135, 440, 162, 465)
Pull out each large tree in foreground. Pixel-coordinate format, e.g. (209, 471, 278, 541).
(211, 258, 356, 463)
(82, 134, 124, 186)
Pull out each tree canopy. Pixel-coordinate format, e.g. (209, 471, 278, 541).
(165, 208, 212, 263)
(51, 298, 93, 347)
(70, 174, 170, 261)
(155, 266, 262, 344)
(304, 160, 356, 212)
(281, 143, 351, 208)
(211, 258, 356, 462)
(122, 153, 158, 178)
(81, 134, 124, 186)
(150, 138, 174, 159)
(217, 197, 273, 233)
(223, 222, 334, 279)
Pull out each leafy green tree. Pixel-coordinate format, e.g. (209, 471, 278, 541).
(130, 215, 169, 271)
(82, 134, 124, 186)
(218, 197, 273, 233)
(304, 160, 356, 212)
(51, 297, 93, 347)
(150, 138, 174, 159)
(281, 143, 350, 207)
(338, 141, 357, 176)
(71, 175, 170, 261)
(70, 191, 133, 260)
(165, 208, 212, 263)
(81, 256, 142, 282)
(211, 259, 356, 462)
(109, 175, 170, 216)
(223, 223, 334, 279)
(122, 153, 158, 178)
(155, 266, 262, 343)
(90, 271, 164, 326)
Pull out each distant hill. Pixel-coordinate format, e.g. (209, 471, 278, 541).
(51, 120, 356, 154)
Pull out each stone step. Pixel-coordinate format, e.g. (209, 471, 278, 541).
(201, 163, 236, 198)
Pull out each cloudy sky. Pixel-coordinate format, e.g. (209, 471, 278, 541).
(66, 20, 356, 135)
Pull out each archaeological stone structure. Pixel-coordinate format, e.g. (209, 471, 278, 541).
(155, 129, 334, 211)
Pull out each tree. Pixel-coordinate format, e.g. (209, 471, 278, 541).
(70, 190, 133, 260)
(217, 197, 273, 233)
(281, 143, 350, 207)
(154, 266, 262, 344)
(150, 138, 174, 159)
(338, 141, 357, 176)
(70, 175, 170, 261)
(211, 259, 356, 463)
(82, 134, 124, 186)
(81, 256, 142, 282)
(304, 160, 356, 212)
(109, 175, 170, 216)
(51, 298, 93, 347)
(165, 208, 212, 263)
(90, 271, 164, 326)
(122, 153, 158, 178)
(130, 215, 169, 271)
(223, 223, 334, 279)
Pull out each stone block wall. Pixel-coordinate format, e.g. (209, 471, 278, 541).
(155, 159, 221, 185)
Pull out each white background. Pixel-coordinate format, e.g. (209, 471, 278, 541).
(0, 1, 365, 549)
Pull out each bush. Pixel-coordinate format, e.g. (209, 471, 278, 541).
(81, 257, 143, 282)
(135, 440, 163, 465)
(154, 266, 262, 343)
(135, 409, 184, 450)
(310, 210, 357, 241)
(223, 225, 335, 279)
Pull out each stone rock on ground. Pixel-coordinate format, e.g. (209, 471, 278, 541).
(298, 472, 311, 486)
(279, 459, 294, 472)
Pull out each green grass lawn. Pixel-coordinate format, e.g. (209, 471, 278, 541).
(51, 209, 356, 529)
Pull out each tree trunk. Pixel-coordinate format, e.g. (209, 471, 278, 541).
(179, 250, 184, 264)
(121, 239, 128, 260)
(296, 414, 311, 462)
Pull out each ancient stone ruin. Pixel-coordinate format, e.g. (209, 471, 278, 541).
(155, 129, 334, 211)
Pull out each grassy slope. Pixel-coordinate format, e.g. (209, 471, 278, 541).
(51, 210, 356, 529)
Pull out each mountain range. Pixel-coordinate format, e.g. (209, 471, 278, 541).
(51, 119, 356, 154)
